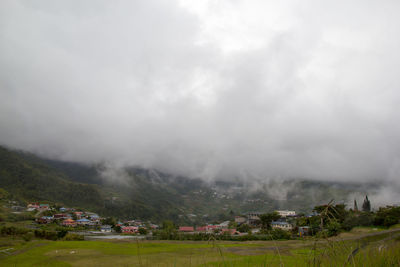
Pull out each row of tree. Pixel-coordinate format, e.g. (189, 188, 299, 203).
(295, 196, 400, 237)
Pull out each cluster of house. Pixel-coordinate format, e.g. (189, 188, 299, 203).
(178, 221, 240, 235)
(235, 210, 311, 236)
(28, 202, 311, 236)
(29, 203, 160, 234)
(35, 209, 101, 227)
(176, 210, 302, 236)
(115, 220, 159, 234)
(27, 203, 51, 212)
(28, 203, 101, 228)
(233, 210, 295, 231)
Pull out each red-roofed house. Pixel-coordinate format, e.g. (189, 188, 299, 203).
(179, 226, 194, 232)
(36, 216, 53, 224)
(27, 203, 40, 210)
(62, 219, 76, 227)
(54, 213, 68, 219)
(196, 225, 218, 233)
(38, 204, 50, 211)
(122, 226, 138, 234)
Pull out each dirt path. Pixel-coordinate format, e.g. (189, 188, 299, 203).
(224, 228, 400, 256)
(335, 228, 400, 241)
(8, 241, 48, 257)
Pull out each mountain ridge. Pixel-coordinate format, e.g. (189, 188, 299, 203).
(0, 145, 375, 223)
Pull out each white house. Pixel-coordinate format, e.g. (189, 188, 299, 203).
(101, 225, 113, 233)
(271, 221, 293, 231)
(276, 210, 296, 217)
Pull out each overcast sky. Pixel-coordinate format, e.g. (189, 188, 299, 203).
(1, 0, 400, 184)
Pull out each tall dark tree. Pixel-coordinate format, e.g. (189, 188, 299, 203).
(354, 199, 359, 212)
(362, 195, 371, 212)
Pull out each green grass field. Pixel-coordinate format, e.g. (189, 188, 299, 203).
(1, 229, 400, 266)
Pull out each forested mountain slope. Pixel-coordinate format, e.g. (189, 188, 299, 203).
(0, 146, 373, 223)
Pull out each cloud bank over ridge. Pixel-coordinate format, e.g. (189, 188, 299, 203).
(1, 0, 400, 185)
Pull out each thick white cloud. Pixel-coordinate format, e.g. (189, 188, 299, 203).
(1, 0, 400, 186)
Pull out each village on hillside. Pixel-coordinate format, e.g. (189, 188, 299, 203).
(3, 193, 400, 243)
(3, 194, 389, 242)
(19, 201, 311, 237)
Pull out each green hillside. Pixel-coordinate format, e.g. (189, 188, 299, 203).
(0, 146, 374, 224)
(0, 146, 104, 209)
(0, 146, 219, 223)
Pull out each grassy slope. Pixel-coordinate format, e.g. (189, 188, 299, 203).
(1, 228, 400, 266)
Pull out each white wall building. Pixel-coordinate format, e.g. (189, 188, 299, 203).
(276, 210, 296, 217)
(271, 221, 293, 231)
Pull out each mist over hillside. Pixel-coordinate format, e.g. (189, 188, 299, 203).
(2, 2, 400, 266)
(1, 1, 400, 194)
(1, 1, 400, 225)
(1, 146, 394, 224)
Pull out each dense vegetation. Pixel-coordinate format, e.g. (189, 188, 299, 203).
(0, 146, 104, 210)
(0, 146, 192, 222)
(293, 202, 400, 238)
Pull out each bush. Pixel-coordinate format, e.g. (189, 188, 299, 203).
(342, 212, 374, 231)
(326, 220, 341, 237)
(384, 216, 398, 227)
(114, 225, 122, 233)
(269, 228, 291, 240)
(374, 206, 400, 227)
(34, 229, 58, 240)
(358, 212, 374, 226)
(57, 229, 69, 239)
(0, 188, 9, 199)
(138, 227, 148, 235)
(237, 224, 250, 233)
(0, 226, 29, 236)
(63, 233, 84, 241)
(22, 232, 34, 242)
(150, 230, 292, 241)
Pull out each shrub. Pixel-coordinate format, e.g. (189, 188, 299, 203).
(138, 227, 148, 235)
(57, 229, 69, 239)
(342, 212, 374, 231)
(0, 226, 29, 236)
(150, 230, 292, 241)
(269, 228, 291, 240)
(384, 216, 398, 227)
(22, 232, 34, 242)
(374, 206, 400, 227)
(326, 220, 341, 237)
(34, 229, 58, 240)
(114, 225, 122, 233)
(63, 233, 84, 241)
(237, 224, 250, 233)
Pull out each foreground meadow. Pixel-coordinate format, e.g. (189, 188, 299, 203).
(1, 228, 400, 267)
